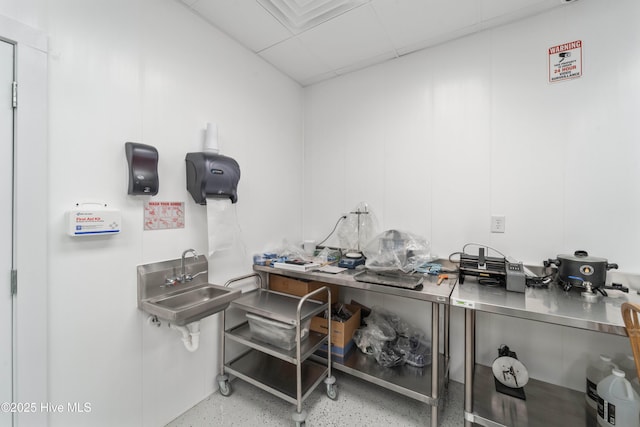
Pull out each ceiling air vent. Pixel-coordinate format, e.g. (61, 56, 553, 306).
(256, 0, 371, 33)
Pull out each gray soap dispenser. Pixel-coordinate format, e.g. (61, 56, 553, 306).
(125, 142, 159, 195)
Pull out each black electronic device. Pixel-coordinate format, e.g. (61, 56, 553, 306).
(459, 247, 506, 285)
(338, 252, 365, 269)
(544, 251, 627, 296)
(505, 258, 526, 293)
(458, 247, 525, 293)
(125, 142, 159, 195)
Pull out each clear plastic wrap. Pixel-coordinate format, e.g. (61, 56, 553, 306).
(337, 202, 379, 252)
(362, 229, 432, 273)
(265, 239, 340, 264)
(276, 239, 308, 261)
(353, 306, 431, 368)
(396, 334, 431, 367)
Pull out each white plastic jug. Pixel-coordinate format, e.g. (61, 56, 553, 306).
(617, 354, 639, 382)
(587, 355, 619, 410)
(597, 368, 640, 427)
(616, 354, 640, 397)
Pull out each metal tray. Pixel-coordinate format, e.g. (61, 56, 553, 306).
(230, 289, 326, 325)
(353, 270, 424, 289)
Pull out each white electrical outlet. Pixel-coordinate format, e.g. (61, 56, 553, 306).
(491, 215, 506, 233)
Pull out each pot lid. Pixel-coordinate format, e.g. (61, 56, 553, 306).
(557, 250, 609, 263)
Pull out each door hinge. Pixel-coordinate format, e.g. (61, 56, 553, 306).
(11, 270, 17, 295)
(12, 81, 17, 108)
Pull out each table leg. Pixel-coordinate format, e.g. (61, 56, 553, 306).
(464, 309, 475, 426)
(431, 303, 440, 427)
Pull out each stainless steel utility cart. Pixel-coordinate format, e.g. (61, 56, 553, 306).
(253, 265, 452, 427)
(217, 274, 336, 427)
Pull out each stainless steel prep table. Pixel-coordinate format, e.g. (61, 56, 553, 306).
(451, 278, 638, 427)
(253, 265, 453, 427)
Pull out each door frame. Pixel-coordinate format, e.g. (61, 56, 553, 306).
(0, 35, 15, 427)
(0, 14, 48, 427)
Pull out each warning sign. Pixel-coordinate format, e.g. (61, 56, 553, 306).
(549, 40, 582, 83)
(144, 201, 185, 230)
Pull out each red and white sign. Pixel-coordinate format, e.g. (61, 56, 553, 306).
(549, 40, 582, 83)
(144, 201, 185, 230)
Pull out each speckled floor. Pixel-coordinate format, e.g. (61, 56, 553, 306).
(166, 372, 464, 426)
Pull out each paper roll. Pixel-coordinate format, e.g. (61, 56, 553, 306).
(204, 122, 219, 153)
(206, 198, 238, 256)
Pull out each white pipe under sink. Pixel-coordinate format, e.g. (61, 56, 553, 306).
(169, 321, 201, 352)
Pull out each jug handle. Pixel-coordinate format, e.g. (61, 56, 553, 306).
(624, 379, 636, 399)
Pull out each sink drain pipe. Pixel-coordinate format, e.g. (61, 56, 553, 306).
(169, 321, 201, 352)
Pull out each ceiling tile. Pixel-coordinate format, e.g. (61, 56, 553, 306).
(478, 0, 562, 32)
(259, 37, 336, 83)
(297, 3, 396, 70)
(480, 0, 558, 21)
(372, 0, 480, 51)
(191, 0, 293, 52)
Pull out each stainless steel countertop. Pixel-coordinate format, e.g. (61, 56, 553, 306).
(253, 265, 454, 304)
(255, 263, 638, 335)
(450, 277, 638, 336)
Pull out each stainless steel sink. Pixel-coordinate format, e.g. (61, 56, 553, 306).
(153, 286, 230, 309)
(142, 283, 239, 326)
(137, 254, 241, 326)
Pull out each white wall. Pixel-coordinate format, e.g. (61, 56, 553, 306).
(43, 0, 302, 426)
(303, 0, 640, 390)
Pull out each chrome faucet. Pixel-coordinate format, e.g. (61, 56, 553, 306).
(180, 249, 199, 283)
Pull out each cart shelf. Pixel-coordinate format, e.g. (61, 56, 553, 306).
(225, 321, 328, 364)
(225, 349, 329, 406)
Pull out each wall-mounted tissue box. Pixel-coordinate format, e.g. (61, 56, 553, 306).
(185, 152, 240, 205)
(125, 142, 159, 196)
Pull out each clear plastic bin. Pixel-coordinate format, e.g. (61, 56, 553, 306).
(246, 313, 310, 350)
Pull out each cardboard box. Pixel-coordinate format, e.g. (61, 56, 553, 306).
(269, 275, 339, 303)
(310, 304, 361, 348)
(315, 340, 355, 363)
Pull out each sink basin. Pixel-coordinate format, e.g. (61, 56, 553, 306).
(142, 283, 240, 326)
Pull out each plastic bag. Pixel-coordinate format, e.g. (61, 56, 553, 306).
(272, 239, 310, 262)
(362, 229, 432, 273)
(353, 306, 431, 368)
(396, 334, 431, 367)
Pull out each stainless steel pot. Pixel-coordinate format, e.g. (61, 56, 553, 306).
(545, 250, 618, 288)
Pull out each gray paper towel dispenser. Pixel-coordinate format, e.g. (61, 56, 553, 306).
(185, 152, 240, 204)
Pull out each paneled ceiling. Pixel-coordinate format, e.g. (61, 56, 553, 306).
(179, 0, 574, 86)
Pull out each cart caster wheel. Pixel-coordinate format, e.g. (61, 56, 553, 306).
(218, 380, 231, 396)
(326, 384, 338, 400)
(292, 409, 307, 426)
